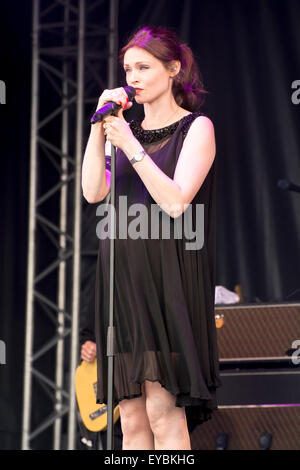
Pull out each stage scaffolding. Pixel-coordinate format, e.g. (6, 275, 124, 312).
(22, 0, 119, 450)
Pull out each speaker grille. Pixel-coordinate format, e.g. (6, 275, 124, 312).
(215, 303, 300, 360)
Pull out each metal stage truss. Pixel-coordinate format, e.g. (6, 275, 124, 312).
(22, 0, 119, 450)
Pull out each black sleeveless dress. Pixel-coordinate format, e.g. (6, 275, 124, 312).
(94, 111, 221, 424)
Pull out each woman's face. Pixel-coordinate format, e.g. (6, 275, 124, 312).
(123, 47, 174, 105)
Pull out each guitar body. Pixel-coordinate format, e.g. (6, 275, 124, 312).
(75, 359, 120, 432)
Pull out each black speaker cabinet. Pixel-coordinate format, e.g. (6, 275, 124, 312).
(201, 302, 300, 449)
(214, 301, 300, 406)
(190, 405, 300, 450)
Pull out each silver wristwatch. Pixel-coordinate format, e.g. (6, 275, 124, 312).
(129, 149, 146, 165)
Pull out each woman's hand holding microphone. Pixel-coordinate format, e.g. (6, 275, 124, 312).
(96, 87, 135, 152)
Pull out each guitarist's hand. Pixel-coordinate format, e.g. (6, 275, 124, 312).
(81, 340, 97, 363)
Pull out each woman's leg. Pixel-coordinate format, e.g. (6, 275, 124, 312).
(118, 382, 154, 450)
(144, 380, 191, 450)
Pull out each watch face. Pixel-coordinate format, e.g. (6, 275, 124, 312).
(137, 150, 146, 160)
(131, 150, 145, 163)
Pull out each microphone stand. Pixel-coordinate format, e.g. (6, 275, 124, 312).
(106, 141, 116, 450)
(90, 90, 136, 449)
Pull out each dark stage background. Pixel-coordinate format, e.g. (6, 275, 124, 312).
(0, 0, 300, 450)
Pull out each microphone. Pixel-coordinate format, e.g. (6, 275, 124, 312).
(277, 179, 300, 194)
(90, 86, 136, 124)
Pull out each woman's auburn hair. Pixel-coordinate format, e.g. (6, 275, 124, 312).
(119, 26, 207, 112)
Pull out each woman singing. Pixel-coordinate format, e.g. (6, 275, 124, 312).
(82, 26, 220, 450)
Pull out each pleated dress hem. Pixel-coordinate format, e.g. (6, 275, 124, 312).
(96, 376, 219, 425)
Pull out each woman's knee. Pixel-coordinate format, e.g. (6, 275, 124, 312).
(118, 395, 149, 435)
(144, 381, 183, 432)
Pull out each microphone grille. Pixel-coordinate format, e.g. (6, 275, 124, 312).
(124, 86, 136, 100)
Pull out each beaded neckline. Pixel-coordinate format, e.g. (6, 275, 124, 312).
(129, 112, 202, 144)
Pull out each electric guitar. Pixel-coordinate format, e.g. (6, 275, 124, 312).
(75, 359, 120, 432)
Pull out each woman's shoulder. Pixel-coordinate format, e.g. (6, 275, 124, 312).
(180, 111, 213, 139)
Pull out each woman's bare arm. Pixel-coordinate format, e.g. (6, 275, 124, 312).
(81, 122, 111, 203)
